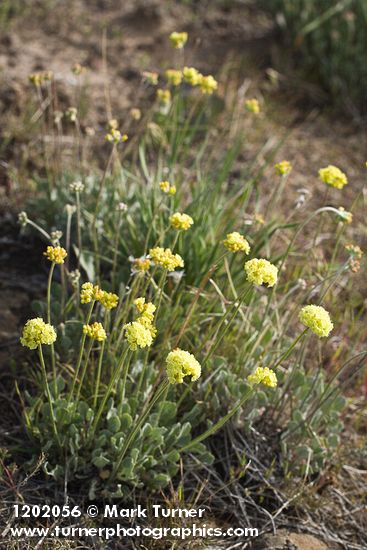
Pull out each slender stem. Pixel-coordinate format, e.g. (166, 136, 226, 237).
(47, 262, 57, 390)
(38, 345, 60, 446)
(90, 346, 130, 437)
(93, 340, 105, 408)
(179, 386, 253, 454)
(75, 339, 93, 405)
(68, 300, 95, 403)
(110, 379, 169, 480)
(202, 284, 251, 365)
(75, 191, 82, 271)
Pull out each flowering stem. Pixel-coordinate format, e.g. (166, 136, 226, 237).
(110, 379, 170, 481)
(93, 340, 105, 408)
(202, 284, 251, 365)
(271, 328, 308, 372)
(112, 210, 123, 291)
(68, 300, 95, 403)
(270, 329, 309, 417)
(178, 386, 253, 454)
(47, 262, 57, 392)
(74, 339, 93, 405)
(75, 190, 82, 271)
(90, 347, 130, 437)
(38, 345, 60, 447)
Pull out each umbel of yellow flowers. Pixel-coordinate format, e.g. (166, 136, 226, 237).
(124, 297, 157, 350)
(319, 165, 347, 189)
(244, 258, 278, 287)
(44, 246, 67, 264)
(20, 318, 57, 349)
(83, 322, 107, 342)
(149, 247, 184, 271)
(166, 349, 201, 384)
(80, 282, 119, 310)
(274, 161, 292, 176)
(124, 322, 153, 351)
(299, 305, 333, 338)
(247, 366, 277, 388)
(245, 98, 260, 114)
(170, 212, 194, 231)
(223, 232, 250, 254)
(169, 31, 188, 49)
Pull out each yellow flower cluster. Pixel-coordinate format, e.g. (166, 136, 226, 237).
(29, 71, 53, 87)
(165, 69, 182, 86)
(149, 247, 184, 271)
(247, 366, 277, 388)
(345, 243, 363, 259)
(170, 212, 194, 231)
(245, 99, 260, 114)
(337, 207, 353, 224)
(183, 67, 202, 86)
(80, 282, 119, 310)
(80, 282, 103, 304)
(244, 258, 278, 287)
(124, 321, 153, 351)
(223, 232, 250, 254)
(134, 297, 157, 337)
(83, 322, 107, 341)
(99, 291, 119, 310)
(133, 257, 151, 272)
(299, 305, 333, 338)
(143, 71, 159, 85)
(319, 165, 347, 189)
(124, 297, 157, 350)
(105, 129, 128, 144)
(169, 31, 188, 49)
(159, 181, 176, 195)
(199, 75, 218, 94)
(274, 161, 292, 176)
(157, 89, 171, 105)
(20, 318, 57, 350)
(44, 246, 67, 264)
(166, 348, 201, 384)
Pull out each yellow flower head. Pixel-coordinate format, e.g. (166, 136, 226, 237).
(159, 181, 170, 193)
(99, 291, 119, 310)
(337, 207, 353, 224)
(345, 243, 363, 259)
(83, 322, 107, 341)
(247, 366, 277, 388)
(149, 247, 184, 271)
(157, 89, 171, 105)
(105, 129, 128, 144)
(169, 31, 188, 49)
(20, 318, 57, 350)
(170, 212, 194, 231)
(274, 160, 292, 176)
(133, 257, 151, 272)
(124, 321, 153, 351)
(134, 297, 156, 317)
(299, 305, 333, 338)
(130, 108, 141, 120)
(244, 258, 278, 287)
(166, 348, 201, 384)
(44, 246, 67, 265)
(223, 232, 250, 254)
(165, 69, 182, 86)
(319, 165, 347, 189)
(80, 282, 104, 304)
(142, 71, 159, 86)
(245, 98, 260, 114)
(199, 75, 218, 95)
(183, 67, 202, 86)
